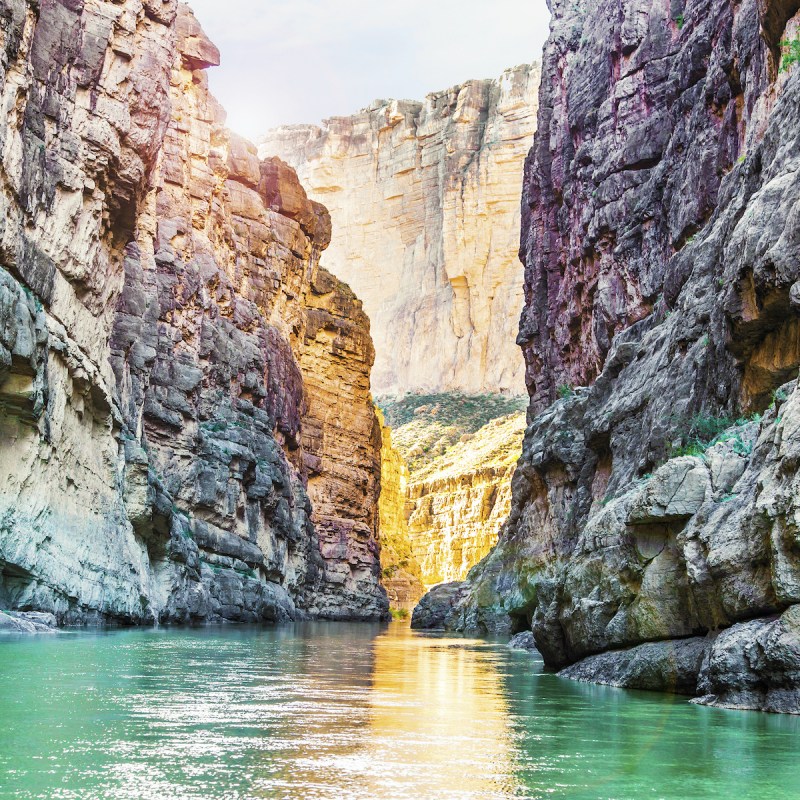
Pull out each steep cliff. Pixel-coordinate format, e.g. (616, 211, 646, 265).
(376, 410, 424, 611)
(296, 265, 387, 619)
(407, 413, 525, 587)
(0, 1, 387, 624)
(415, 0, 800, 713)
(260, 64, 539, 396)
(378, 394, 525, 590)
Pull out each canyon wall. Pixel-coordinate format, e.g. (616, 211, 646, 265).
(415, 0, 800, 713)
(0, 1, 387, 624)
(259, 64, 540, 396)
(376, 411, 424, 611)
(378, 395, 526, 592)
(407, 413, 525, 587)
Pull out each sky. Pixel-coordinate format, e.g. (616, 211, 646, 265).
(187, 0, 552, 141)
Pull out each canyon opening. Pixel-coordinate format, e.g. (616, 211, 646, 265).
(1, 1, 800, 798)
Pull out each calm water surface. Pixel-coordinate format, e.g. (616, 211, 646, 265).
(0, 622, 798, 799)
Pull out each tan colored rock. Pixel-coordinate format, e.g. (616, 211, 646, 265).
(118, 6, 387, 621)
(296, 269, 388, 619)
(259, 64, 540, 396)
(407, 413, 525, 587)
(376, 409, 424, 610)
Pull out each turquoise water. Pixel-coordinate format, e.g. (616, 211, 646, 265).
(0, 622, 798, 799)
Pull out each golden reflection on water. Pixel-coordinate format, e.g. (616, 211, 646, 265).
(255, 624, 517, 799)
(364, 627, 517, 797)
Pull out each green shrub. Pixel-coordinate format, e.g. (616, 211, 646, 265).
(668, 411, 761, 460)
(670, 441, 708, 458)
(557, 384, 574, 400)
(780, 37, 800, 72)
(674, 13, 684, 29)
(771, 387, 789, 407)
(390, 608, 410, 621)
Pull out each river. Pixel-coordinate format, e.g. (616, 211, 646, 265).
(0, 622, 798, 799)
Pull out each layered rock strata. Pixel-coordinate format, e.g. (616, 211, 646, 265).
(296, 267, 387, 619)
(407, 413, 525, 587)
(415, 0, 800, 713)
(0, 1, 387, 624)
(260, 64, 540, 396)
(378, 395, 526, 592)
(376, 411, 424, 611)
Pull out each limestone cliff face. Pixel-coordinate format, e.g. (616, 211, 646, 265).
(407, 414, 525, 587)
(376, 411, 424, 610)
(0, 1, 387, 623)
(259, 64, 540, 396)
(296, 267, 387, 619)
(378, 395, 526, 593)
(0, 0, 179, 624)
(415, 0, 800, 713)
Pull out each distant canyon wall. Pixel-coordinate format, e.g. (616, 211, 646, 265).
(376, 412, 424, 610)
(407, 413, 525, 588)
(260, 64, 540, 396)
(0, 1, 387, 624)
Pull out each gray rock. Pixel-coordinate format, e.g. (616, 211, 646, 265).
(0, 611, 57, 633)
(693, 606, 800, 714)
(559, 638, 709, 695)
(628, 459, 709, 524)
(508, 631, 537, 651)
(446, 0, 800, 714)
(411, 582, 466, 630)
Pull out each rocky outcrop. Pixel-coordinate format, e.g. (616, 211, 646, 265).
(260, 64, 540, 396)
(416, 0, 800, 713)
(377, 411, 424, 611)
(0, 1, 387, 624)
(0, 610, 57, 633)
(411, 582, 467, 630)
(296, 267, 387, 619)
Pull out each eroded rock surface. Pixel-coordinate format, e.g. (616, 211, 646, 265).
(260, 65, 540, 396)
(416, 0, 800, 712)
(0, 2, 387, 624)
(377, 411, 425, 611)
(406, 413, 526, 588)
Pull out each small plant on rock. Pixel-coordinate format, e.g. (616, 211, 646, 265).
(557, 384, 574, 400)
(780, 36, 800, 72)
(771, 387, 789, 407)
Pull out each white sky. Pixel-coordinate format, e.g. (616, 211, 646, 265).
(187, 0, 552, 140)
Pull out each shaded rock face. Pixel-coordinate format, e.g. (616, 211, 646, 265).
(416, 0, 800, 712)
(411, 582, 467, 630)
(260, 65, 540, 396)
(517, 0, 783, 412)
(297, 269, 388, 619)
(0, 2, 387, 624)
